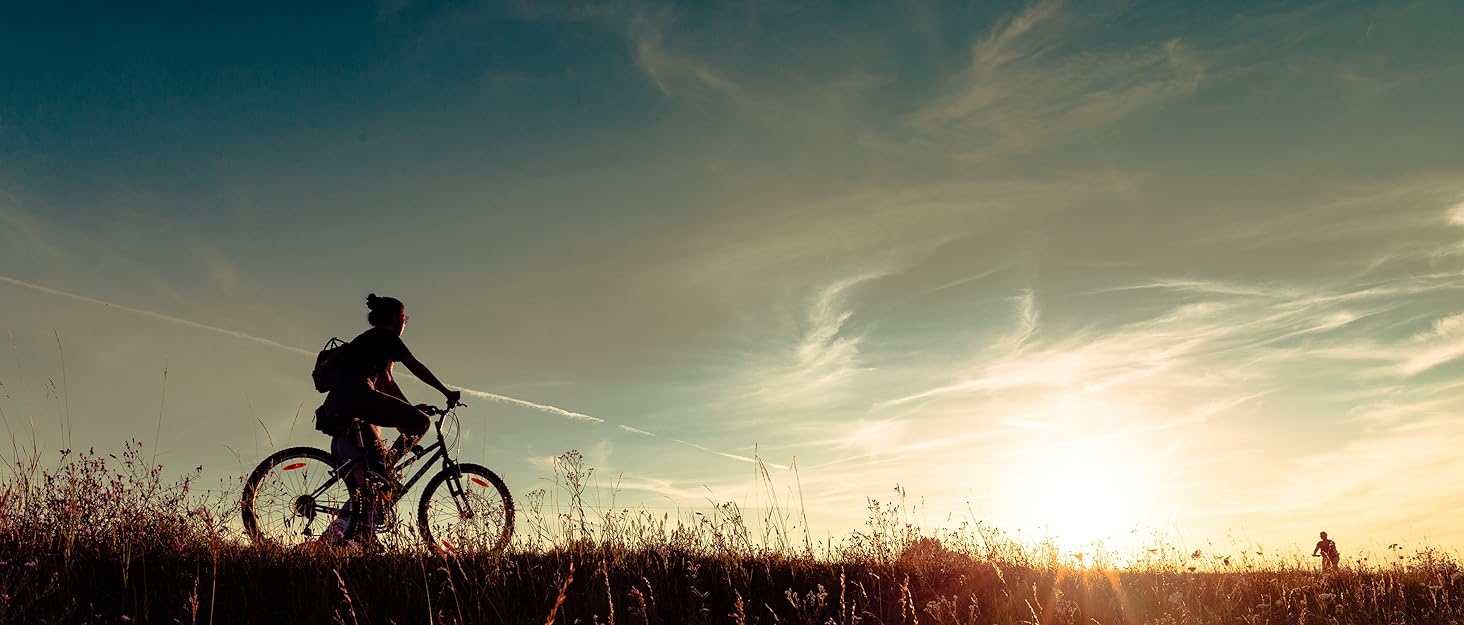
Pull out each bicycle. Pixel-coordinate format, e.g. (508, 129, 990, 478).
(241, 403, 514, 555)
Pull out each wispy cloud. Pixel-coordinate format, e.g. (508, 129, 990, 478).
(626, 9, 742, 99)
(1393, 314, 1464, 377)
(1449, 199, 1464, 226)
(996, 288, 1039, 353)
(910, 2, 1204, 154)
(921, 276, 1426, 399)
(968, 0, 1062, 71)
(877, 287, 1043, 408)
(745, 272, 885, 410)
(814, 222, 1464, 541)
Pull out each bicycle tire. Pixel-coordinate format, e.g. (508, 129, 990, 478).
(241, 446, 354, 548)
(417, 463, 514, 556)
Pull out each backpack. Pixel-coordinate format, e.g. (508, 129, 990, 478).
(311, 337, 353, 393)
(314, 402, 349, 437)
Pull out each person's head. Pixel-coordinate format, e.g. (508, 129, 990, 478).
(366, 293, 407, 336)
(1320, 531, 1328, 539)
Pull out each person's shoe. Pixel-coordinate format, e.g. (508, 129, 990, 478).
(293, 520, 348, 555)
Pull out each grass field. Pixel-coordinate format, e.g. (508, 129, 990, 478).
(1, 443, 1460, 625)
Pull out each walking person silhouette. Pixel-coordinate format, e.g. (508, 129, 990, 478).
(1313, 531, 1340, 572)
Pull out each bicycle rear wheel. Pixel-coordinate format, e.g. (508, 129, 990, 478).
(242, 446, 354, 548)
(418, 463, 514, 555)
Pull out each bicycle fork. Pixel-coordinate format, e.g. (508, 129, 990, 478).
(441, 461, 478, 519)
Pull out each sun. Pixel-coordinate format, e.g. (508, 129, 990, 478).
(1015, 443, 1153, 555)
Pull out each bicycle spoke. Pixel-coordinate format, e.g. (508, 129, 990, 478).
(244, 449, 353, 549)
(420, 466, 512, 554)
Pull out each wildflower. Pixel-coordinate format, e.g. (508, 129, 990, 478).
(1318, 593, 1335, 602)
(1168, 591, 1184, 605)
(24, 560, 36, 569)
(1, 594, 9, 604)
(121, 617, 131, 623)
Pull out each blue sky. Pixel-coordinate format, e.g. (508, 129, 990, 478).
(3, 0, 1464, 556)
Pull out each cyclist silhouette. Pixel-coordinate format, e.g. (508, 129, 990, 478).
(1313, 531, 1340, 572)
(318, 294, 461, 544)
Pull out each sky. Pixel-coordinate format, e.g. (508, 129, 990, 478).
(3, 0, 1464, 558)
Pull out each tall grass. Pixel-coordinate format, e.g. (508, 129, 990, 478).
(1, 443, 1461, 624)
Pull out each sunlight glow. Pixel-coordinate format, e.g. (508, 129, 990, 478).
(1447, 200, 1464, 226)
(1016, 443, 1152, 555)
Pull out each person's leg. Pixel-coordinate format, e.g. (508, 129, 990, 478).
(357, 423, 390, 476)
(354, 389, 430, 468)
(325, 426, 373, 545)
(342, 423, 394, 546)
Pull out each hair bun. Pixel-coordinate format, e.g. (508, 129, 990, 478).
(364, 293, 404, 325)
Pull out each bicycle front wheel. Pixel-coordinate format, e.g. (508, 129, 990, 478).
(418, 463, 514, 555)
(242, 446, 353, 549)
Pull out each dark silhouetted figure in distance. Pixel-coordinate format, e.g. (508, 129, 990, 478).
(1313, 531, 1340, 572)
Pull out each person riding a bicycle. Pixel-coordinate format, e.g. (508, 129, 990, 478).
(243, 295, 513, 553)
(320, 294, 461, 542)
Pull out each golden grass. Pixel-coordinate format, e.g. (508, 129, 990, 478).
(0, 444, 1460, 624)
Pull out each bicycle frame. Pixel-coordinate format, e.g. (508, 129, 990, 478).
(388, 428, 458, 493)
(304, 414, 464, 514)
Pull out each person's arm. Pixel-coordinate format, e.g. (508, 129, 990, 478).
(401, 351, 461, 405)
(376, 363, 409, 402)
(1312, 543, 1321, 556)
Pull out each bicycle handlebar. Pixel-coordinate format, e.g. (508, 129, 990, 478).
(420, 402, 465, 417)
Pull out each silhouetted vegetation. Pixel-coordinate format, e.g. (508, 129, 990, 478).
(2, 444, 1461, 624)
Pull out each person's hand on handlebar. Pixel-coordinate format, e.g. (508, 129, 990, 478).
(444, 389, 462, 408)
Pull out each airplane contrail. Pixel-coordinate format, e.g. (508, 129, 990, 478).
(460, 388, 603, 423)
(0, 274, 314, 357)
(672, 438, 785, 469)
(0, 272, 772, 467)
(0, 273, 601, 423)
